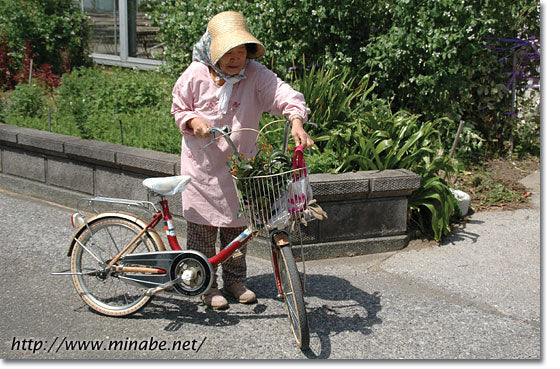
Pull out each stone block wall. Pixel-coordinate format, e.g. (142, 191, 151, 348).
(0, 123, 421, 260)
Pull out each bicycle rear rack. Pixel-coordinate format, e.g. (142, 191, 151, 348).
(77, 196, 159, 216)
(71, 196, 161, 229)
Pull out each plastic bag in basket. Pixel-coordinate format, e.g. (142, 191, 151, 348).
(288, 145, 313, 214)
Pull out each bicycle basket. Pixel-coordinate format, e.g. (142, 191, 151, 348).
(232, 166, 311, 231)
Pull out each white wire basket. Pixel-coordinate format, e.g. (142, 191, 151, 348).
(232, 166, 311, 232)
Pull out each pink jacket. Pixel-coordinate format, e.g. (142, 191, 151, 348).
(171, 61, 308, 227)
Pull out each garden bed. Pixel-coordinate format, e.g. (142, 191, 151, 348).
(454, 155, 540, 212)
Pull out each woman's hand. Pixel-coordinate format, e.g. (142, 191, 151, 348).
(290, 116, 314, 149)
(187, 117, 210, 138)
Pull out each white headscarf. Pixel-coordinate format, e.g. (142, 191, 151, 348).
(192, 30, 249, 114)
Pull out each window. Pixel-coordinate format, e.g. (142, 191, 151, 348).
(79, 0, 164, 70)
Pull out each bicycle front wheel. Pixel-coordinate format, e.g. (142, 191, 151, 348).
(276, 245, 310, 350)
(70, 216, 159, 316)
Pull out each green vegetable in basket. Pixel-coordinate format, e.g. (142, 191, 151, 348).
(227, 142, 291, 178)
(227, 141, 293, 225)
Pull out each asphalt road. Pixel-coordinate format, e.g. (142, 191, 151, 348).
(0, 172, 541, 360)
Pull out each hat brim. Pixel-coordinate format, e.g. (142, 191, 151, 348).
(210, 32, 265, 65)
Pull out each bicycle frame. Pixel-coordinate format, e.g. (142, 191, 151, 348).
(144, 196, 285, 294)
(97, 195, 266, 272)
(155, 197, 256, 266)
(67, 190, 285, 297)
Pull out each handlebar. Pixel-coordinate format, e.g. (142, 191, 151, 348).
(206, 125, 237, 155)
(204, 120, 317, 155)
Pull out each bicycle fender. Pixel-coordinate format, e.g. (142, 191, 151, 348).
(66, 212, 166, 257)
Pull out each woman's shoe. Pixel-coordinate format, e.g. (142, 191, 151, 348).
(201, 287, 229, 309)
(224, 282, 257, 304)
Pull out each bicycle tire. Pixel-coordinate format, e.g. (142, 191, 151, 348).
(70, 216, 159, 316)
(276, 244, 310, 350)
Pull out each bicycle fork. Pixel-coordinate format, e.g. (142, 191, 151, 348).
(270, 230, 290, 298)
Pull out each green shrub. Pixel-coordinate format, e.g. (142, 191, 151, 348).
(512, 116, 540, 159)
(364, 0, 540, 156)
(55, 67, 105, 119)
(0, 96, 6, 121)
(0, 0, 90, 75)
(146, 0, 377, 77)
(115, 108, 181, 154)
(408, 158, 459, 242)
(5, 81, 45, 118)
(306, 106, 459, 242)
(511, 89, 540, 158)
(52, 66, 179, 151)
(56, 66, 174, 114)
(306, 149, 339, 174)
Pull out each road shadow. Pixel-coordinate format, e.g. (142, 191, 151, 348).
(123, 272, 382, 359)
(439, 218, 483, 246)
(296, 274, 382, 359)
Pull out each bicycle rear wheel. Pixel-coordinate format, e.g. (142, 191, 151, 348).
(276, 244, 309, 350)
(70, 216, 159, 316)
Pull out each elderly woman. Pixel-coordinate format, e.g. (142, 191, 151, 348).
(171, 11, 313, 309)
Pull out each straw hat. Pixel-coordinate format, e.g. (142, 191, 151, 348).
(207, 11, 265, 65)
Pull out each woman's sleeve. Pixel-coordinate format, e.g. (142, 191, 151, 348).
(256, 65, 308, 121)
(170, 66, 198, 136)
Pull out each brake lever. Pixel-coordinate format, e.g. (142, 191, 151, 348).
(201, 125, 235, 153)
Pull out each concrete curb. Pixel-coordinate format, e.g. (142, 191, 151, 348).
(1, 123, 421, 260)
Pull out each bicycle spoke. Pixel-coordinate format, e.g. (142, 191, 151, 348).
(284, 294, 299, 328)
(71, 217, 156, 316)
(103, 226, 122, 255)
(73, 237, 105, 265)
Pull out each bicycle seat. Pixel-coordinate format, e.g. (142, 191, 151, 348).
(142, 175, 191, 196)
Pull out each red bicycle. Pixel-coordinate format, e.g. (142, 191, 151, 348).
(56, 121, 320, 350)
